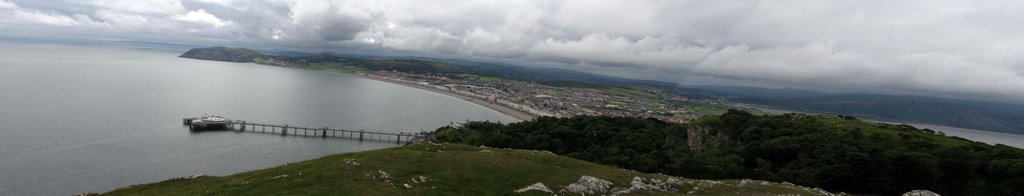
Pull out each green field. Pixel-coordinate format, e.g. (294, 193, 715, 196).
(454, 73, 502, 81)
(675, 102, 730, 114)
(606, 101, 628, 106)
(105, 143, 827, 195)
(601, 87, 661, 100)
(306, 63, 369, 74)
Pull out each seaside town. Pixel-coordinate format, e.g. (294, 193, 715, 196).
(360, 69, 721, 124)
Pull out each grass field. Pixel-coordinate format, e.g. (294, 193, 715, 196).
(601, 87, 661, 101)
(105, 143, 828, 195)
(676, 102, 733, 115)
(306, 63, 369, 74)
(454, 73, 502, 81)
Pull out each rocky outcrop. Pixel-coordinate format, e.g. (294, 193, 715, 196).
(687, 126, 735, 153)
(514, 182, 553, 194)
(556, 175, 691, 195)
(342, 159, 360, 166)
(612, 176, 685, 195)
(902, 190, 940, 196)
(171, 174, 209, 180)
(561, 175, 614, 194)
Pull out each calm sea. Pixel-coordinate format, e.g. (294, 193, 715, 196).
(0, 41, 517, 195)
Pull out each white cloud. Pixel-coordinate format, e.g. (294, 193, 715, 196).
(95, 10, 150, 29)
(270, 28, 284, 40)
(0, 0, 17, 9)
(192, 0, 233, 6)
(9, 10, 103, 27)
(172, 9, 230, 27)
(87, 0, 185, 14)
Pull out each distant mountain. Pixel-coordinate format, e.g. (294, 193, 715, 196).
(739, 94, 1024, 134)
(179, 47, 265, 62)
(108, 40, 205, 50)
(537, 80, 610, 88)
(178, 47, 676, 88)
(445, 61, 677, 88)
(695, 85, 834, 98)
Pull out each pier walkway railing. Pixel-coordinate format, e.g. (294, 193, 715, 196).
(186, 118, 424, 144)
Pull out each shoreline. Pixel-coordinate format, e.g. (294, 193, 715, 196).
(320, 70, 536, 122)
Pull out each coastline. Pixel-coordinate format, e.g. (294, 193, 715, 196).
(739, 104, 1024, 149)
(320, 70, 536, 122)
(867, 120, 1024, 149)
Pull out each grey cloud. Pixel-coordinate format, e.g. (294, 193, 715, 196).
(1, 0, 1023, 103)
(314, 16, 368, 41)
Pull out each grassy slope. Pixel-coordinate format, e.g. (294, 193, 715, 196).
(106, 143, 828, 195)
(817, 117, 972, 147)
(699, 113, 971, 147)
(743, 95, 1024, 134)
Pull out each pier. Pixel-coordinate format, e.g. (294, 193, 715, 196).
(183, 116, 424, 144)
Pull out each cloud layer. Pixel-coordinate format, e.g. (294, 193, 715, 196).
(1, 0, 1023, 102)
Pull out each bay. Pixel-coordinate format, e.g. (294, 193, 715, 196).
(0, 41, 516, 195)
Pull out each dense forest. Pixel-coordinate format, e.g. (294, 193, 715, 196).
(432, 110, 1024, 195)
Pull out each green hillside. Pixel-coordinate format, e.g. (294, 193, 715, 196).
(741, 94, 1024, 134)
(436, 111, 1024, 195)
(105, 143, 831, 195)
(179, 47, 265, 62)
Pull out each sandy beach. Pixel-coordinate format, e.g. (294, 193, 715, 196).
(335, 71, 536, 122)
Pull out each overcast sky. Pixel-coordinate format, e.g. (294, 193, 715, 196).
(1, 0, 1022, 103)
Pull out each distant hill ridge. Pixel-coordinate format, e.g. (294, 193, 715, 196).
(179, 47, 265, 62)
(177, 47, 675, 87)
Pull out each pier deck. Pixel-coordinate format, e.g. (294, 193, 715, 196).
(183, 116, 425, 144)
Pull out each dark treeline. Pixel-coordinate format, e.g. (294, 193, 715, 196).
(433, 110, 1024, 195)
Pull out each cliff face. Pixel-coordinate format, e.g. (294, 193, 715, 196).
(178, 47, 265, 62)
